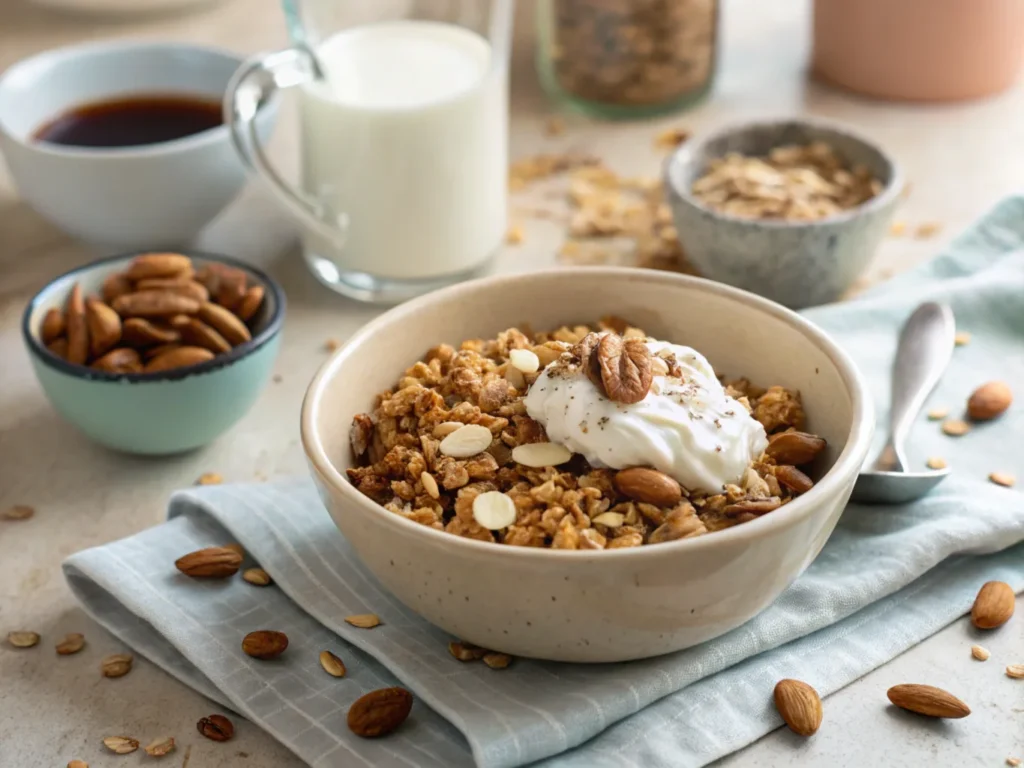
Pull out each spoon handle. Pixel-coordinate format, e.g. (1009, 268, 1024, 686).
(886, 302, 956, 468)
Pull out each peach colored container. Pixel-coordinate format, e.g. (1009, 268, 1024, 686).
(812, 0, 1024, 102)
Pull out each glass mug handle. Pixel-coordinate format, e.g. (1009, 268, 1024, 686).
(224, 48, 346, 245)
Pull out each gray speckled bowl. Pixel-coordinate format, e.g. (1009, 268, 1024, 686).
(665, 118, 903, 309)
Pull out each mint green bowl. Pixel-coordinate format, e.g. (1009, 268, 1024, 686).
(22, 251, 284, 455)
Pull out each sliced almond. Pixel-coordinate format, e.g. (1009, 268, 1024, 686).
(509, 348, 540, 373)
(440, 424, 493, 458)
(886, 684, 970, 718)
(1006, 664, 1024, 679)
(345, 614, 382, 629)
(144, 736, 176, 757)
(197, 301, 251, 346)
(319, 649, 346, 677)
(970, 645, 990, 661)
(511, 442, 573, 468)
(472, 491, 517, 530)
(420, 472, 440, 500)
(55, 632, 86, 655)
(591, 511, 625, 528)
(102, 736, 139, 755)
(242, 568, 272, 586)
(926, 457, 947, 470)
(926, 407, 949, 420)
(432, 421, 465, 439)
(7, 631, 40, 648)
(41, 307, 65, 343)
(941, 419, 970, 436)
(989, 472, 1016, 488)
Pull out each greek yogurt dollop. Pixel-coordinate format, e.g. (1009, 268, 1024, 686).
(524, 338, 768, 493)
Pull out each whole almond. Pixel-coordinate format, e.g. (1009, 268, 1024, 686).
(101, 653, 133, 678)
(101, 272, 133, 303)
(614, 467, 682, 507)
(773, 679, 823, 736)
(242, 630, 289, 660)
(112, 290, 200, 318)
(886, 684, 970, 718)
(175, 546, 242, 578)
(122, 317, 181, 347)
(774, 465, 814, 494)
(85, 298, 122, 357)
(347, 687, 414, 738)
(197, 714, 234, 742)
(197, 301, 252, 346)
(91, 347, 143, 374)
(47, 338, 69, 359)
(237, 285, 265, 322)
(55, 632, 86, 655)
(66, 283, 89, 365)
(144, 346, 215, 373)
(196, 264, 247, 310)
(320, 649, 347, 677)
(125, 253, 192, 280)
(135, 277, 210, 302)
(143, 343, 182, 361)
(765, 431, 827, 465)
(967, 381, 1012, 421)
(971, 580, 1015, 629)
(41, 307, 65, 343)
(178, 318, 232, 353)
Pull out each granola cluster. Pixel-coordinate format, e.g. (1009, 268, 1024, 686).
(347, 321, 825, 549)
(692, 142, 884, 221)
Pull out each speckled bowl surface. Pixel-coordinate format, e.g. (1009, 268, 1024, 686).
(22, 251, 284, 455)
(302, 267, 873, 662)
(665, 118, 903, 309)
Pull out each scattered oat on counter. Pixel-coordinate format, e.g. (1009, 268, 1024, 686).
(914, 222, 942, 239)
(926, 407, 949, 421)
(926, 457, 947, 470)
(691, 142, 883, 221)
(941, 419, 970, 437)
(989, 472, 1016, 488)
(954, 331, 971, 346)
(505, 224, 525, 245)
(508, 153, 598, 191)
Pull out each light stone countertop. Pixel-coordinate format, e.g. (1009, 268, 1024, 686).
(1, 1, 1022, 766)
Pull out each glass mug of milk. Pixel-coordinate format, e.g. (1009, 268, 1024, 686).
(226, 0, 513, 303)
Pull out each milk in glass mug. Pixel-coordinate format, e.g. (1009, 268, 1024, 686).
(226, 0, 513, 303)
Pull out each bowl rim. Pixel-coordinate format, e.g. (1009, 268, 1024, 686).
(301, 266, 875, 562)
(664, 116, 905, 228)
(0, 39, 272, 159)
(21, 249, 286, 383)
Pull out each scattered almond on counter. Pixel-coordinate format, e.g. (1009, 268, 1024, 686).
(144, 736, 176, 757)
(971, 581, 1015, 629)
(344, 614, 382, 629)
(1005, 664, 1024, 679)
(886, 684, 970, 719)
(970, 645, 990, 661)
(102, 736, 139, 755)
(319, 650, 346, 678)
(347, 687, 413, 738)
(41, 254, 264, 375)
(773, 679, 823, 736)
(55, 632, 85, 655)
(2, 504, 34, 520)
(941, 419, 970, 437)
(101, 653, 134, 678)
(967, 381, 1012, 421)
(926, 457, 947, 470)
(7, 631, 40, 648)
(242, 568, 272, 586)
(989, 472, 1016, 488)
(926, 407, 948, 421)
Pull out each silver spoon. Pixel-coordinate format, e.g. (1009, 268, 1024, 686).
(850, 301, 956, 504)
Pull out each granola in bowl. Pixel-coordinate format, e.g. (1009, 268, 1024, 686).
(347, 318, 827, 550)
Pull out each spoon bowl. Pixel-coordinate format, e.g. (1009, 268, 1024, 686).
(850, 467, 950, 504)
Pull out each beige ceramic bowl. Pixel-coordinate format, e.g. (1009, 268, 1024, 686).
(301, 268, 873, 662)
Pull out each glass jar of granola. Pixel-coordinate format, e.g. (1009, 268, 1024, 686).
(536, 0, 719, 118)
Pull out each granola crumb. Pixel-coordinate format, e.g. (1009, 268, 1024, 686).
(915, 221, 942, 239)
(989, 472, 1016, 488)
(926, 457, 947, 470)
(970, 644, 990, 661)
(324, 338, 341, 352)
(941, 419, 970, 437)
(926, 407, 949, 421)
(889, 221, 906, 237)
(544, 116, 566, 137)
(954, 331, 971, 346)
(505, 224, 525, 245)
